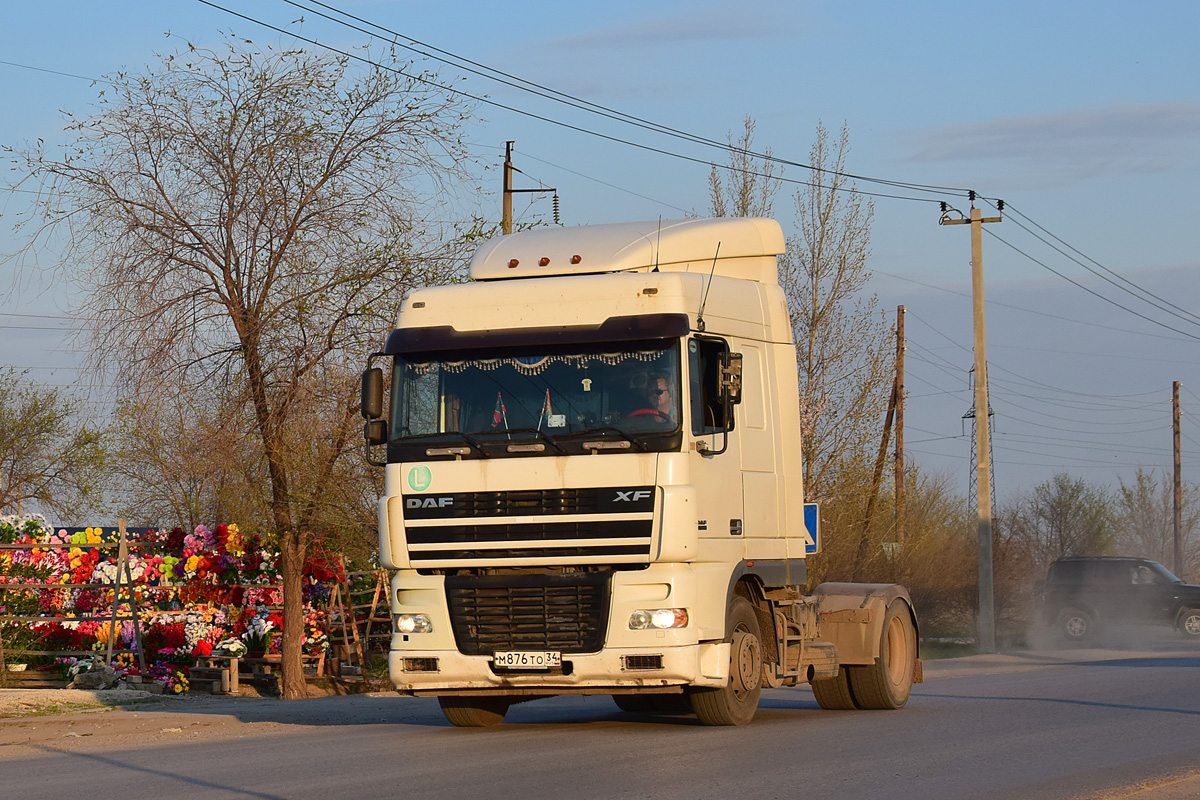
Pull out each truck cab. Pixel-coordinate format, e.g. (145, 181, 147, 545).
(362, 218, 919, 726)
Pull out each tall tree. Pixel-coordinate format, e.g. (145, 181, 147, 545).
(709, 115, 782, 219)
(781, 122, 889, 497)
(9, 37, 478, 698)
(0, 369, 106, 519)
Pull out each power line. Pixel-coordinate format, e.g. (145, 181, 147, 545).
(995, 431, 1170, 458)
(994, 395, 1164, 427)
(995, 200, 1200, 328)
(0, 59, 104, 84)
(516, 151, 689, 214)
(274, 0, 974, 200)
(879, 269, 1196, 344)
(193, 0, 962, 206)
(983, 227, 1200, 342)
(992, 412, 1166, 438)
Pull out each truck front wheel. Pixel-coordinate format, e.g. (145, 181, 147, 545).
(847, 600, 917, 710)
(438, 695, 510, 727)
(689, 596, 763, 726)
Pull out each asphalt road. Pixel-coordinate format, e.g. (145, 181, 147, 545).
(1, 645, 1198, 800)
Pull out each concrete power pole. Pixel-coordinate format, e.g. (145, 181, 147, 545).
(1174, 381, 1183, 576)
(895, 305, 906, 544)
(942, 198, 1002, 654)
(502, 141, 514, 235)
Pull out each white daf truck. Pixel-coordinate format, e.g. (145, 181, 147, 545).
(361, 217, 921, 726)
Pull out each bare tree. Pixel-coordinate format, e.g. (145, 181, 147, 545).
(708, 115, 782, 218)
(1005, 473, 1115, 568)
(1115, 468, 1199, 579)
(781, 122, 890, 497)
(0, 369, 106, 519)
(8, 37, 479, 698)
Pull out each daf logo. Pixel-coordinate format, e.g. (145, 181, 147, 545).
(614, 490, 652, 503)
(406, 496, 454, 509)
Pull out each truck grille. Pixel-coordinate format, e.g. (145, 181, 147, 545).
(404, 486, 656, 567)
(445, 572, 610, 655)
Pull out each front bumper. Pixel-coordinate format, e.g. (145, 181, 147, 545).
(390, 642, 730, 694)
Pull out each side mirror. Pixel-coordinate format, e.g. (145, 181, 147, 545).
(361, 367, 384, 419)
(722, 352, 743, 405)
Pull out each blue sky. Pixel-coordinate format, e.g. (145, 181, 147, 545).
(2, 0, 1198, 504)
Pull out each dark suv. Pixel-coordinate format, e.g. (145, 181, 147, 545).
(1041, 556, 1200, 641)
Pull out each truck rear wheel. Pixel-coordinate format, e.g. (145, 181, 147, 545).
(847, 600, 916, 710)
(438, 695, 510, 727)
(689, 596, 763, 726)
(811, 669, 859, 710)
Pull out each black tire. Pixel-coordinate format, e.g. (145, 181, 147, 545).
(1057, 606, 1094, 642)
(438, 695, 510, 727)
(847, 600, 917, 710)
(1179, 608, 1200, 639)
(689, 596, 763, 726)
(613, 695, 657, 713)
(613, 694, 692, 714)
(811, 668, 859, 710)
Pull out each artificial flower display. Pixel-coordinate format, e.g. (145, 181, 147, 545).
(1, 514, 358, 692)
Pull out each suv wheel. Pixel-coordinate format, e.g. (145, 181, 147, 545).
(1179, 608, 1200, 639)
(1058, 607, 1093, 641)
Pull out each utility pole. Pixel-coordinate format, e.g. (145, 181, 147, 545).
(1174, 381, 1183, 576)
(502, 141, 558, 234)
(895, 305, 906, 543)
(941, 196, 1002, 654)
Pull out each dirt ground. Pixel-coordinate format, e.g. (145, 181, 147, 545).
(0, 686, 233, 718)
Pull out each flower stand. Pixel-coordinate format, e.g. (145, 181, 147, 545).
(189, 655, 240, 694)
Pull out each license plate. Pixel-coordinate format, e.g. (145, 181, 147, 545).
(493, 650, 562, 669)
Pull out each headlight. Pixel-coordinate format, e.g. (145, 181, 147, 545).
(394, 613, 433, 634)
(629, 608, 688, 630)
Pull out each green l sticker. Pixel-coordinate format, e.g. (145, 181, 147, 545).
(407, 465, 432, 492)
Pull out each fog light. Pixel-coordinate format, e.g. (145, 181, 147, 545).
(629, 608, 688, 630)
(394, 613, 432, 633)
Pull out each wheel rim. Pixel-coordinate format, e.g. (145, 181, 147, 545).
(1064, 615, 1088, 638)
(1184, 614, 1200, 636)
(731, 629, 761, 699)
(884, 615, 909, 686)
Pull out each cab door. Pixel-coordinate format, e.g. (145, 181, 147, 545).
(687, 336, 743, 545)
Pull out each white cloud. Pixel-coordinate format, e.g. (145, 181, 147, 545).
(546, 1, 797, 50)
(907, 104, 1200, 184)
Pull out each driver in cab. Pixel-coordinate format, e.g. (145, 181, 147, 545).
(628, 372, 676, 425)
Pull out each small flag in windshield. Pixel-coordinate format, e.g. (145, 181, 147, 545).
(492, 391, 508, 429)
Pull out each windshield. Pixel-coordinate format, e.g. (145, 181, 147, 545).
(389, 340, 681, 458)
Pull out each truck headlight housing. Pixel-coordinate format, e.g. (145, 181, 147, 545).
(629, 608, 688, 630)
(394, 613, 433, 634)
